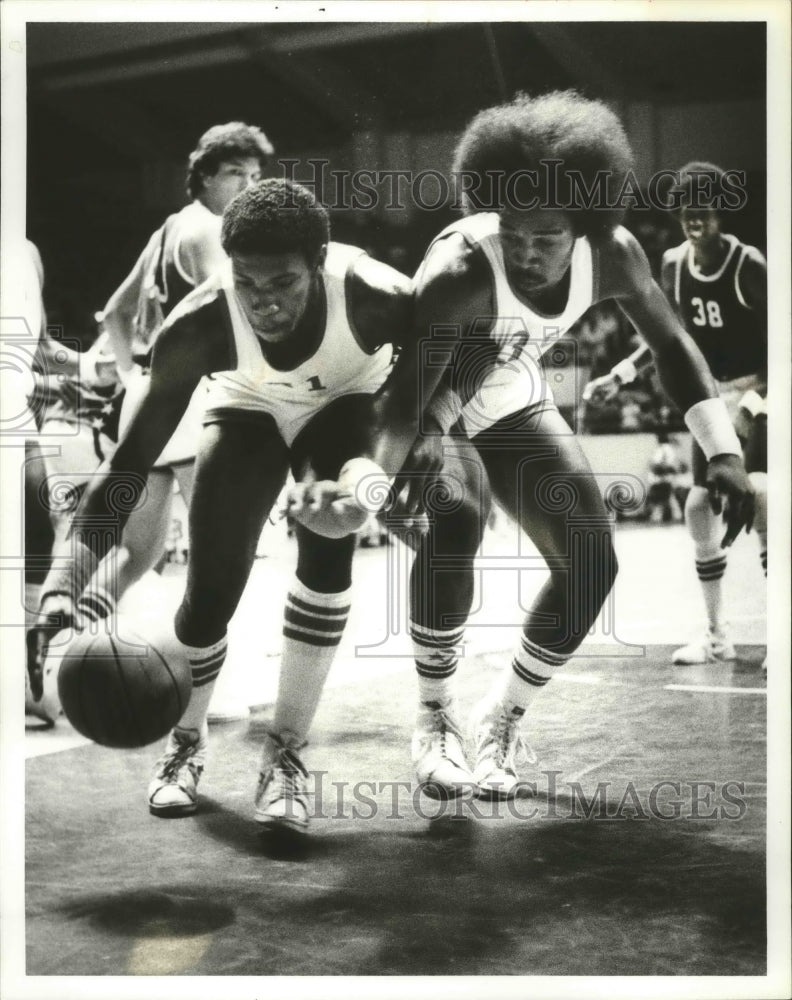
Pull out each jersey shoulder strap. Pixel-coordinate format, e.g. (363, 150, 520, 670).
(134, 214, 177, 343)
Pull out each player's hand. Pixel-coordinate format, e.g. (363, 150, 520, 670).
(704, 454, 755, 548)
(56, 375, 83, 411)
(582, 372, 622, 405)
(26, 595, 77, 703)
(283, 481, 369, 539)
(390, 418, 446, 519)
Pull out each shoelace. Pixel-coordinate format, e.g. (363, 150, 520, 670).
(261, 736, 310, 802)
(429, 707, 465, 758)
(488, 714, 538, 773)
(159, 738, 200, 782)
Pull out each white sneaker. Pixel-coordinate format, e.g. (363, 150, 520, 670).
(672, 629, 736, 665)
(468, 698, 536, 800)
(411, 701, 475, 800)
(254, 730, 311, 833)
(148, 724, 207, 816)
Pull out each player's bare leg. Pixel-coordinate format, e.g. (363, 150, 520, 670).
(673, 442, 735, 664)
(148, 417, 289, 816)
(255, 395, 367, 833)
(409, 438, 490, 800)
(468, 404, 618, 798)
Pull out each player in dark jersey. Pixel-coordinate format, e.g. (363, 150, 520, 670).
(29, 180, 479, 831)
(299, 95, 756, 801)
(584, 162, 767, 668)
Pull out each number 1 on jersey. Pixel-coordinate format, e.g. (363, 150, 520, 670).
(306, 375, 326, 391)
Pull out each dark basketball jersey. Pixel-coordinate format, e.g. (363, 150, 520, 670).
(666, 235, 766, 382)
(133, 202, 224, 359)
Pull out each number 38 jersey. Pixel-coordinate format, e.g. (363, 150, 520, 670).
(204, 243, 393, 446)
(665, 234, 766, 382)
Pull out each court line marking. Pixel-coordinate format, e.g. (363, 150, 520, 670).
(664, 684, 767, 695)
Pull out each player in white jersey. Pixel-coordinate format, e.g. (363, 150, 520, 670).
(584, 162, 767, 668)
(30, 179, 475, 832)
(300, 92, 755, 801)
(82, 123, 273, 629)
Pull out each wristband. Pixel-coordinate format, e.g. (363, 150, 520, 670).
(611, 358, 638, 386)
(684, 398, 743, 461)
(738, 389, 767, 418)
(39, 538, 99, 605)
(337, 457, 393, 514)
(427, 391, 463, 435)
(77, 352, 98, 385)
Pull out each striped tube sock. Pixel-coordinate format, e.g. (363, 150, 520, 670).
(76, 587, 116, 625)
(498, 634, 569, 714)
(410, 621, 464, 707)
(273, 578, 352, 743)
(177, 635, 228, 731)
(695, 554, 728, 633)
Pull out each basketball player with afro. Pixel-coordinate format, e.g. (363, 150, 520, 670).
(31, 179, 479, 831)
(304, 92, 755, 801)
(585, 161, 767, 670)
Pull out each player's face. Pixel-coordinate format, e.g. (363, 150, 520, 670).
(201, 157, 263, 214)
(499, 208, 576, 298)
(680, 207, 720, 247)
(231, 250, 324, 343)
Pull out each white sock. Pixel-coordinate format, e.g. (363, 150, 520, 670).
(685, 485, 728, 634)
(497, 634, 569, 715)
(273, 577, 351, 743)
(411, 621, 464, 708)
(177, 635, 228, 732)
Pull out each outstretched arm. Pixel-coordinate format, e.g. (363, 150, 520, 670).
(35, 311, 219, 624)
(582, 253, 679, 406)
(286, 246, 475, 536)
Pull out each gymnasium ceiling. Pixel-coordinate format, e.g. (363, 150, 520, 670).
(28, 20, 766, 162)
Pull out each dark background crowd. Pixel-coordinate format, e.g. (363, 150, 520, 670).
(26, 20, 766, 434)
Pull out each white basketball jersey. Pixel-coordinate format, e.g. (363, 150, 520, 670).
(206, 243, 393, 445)
(430, 213, 595, 435)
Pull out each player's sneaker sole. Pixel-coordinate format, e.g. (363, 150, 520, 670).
(149, 800, 198, 818)
(418, 779, 476, 802)
(255, 813, 309, 834)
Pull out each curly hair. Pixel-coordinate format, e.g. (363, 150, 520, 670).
(668, 161, 728, 211)
(187, 122, 275, 198)
(452, 90, 634, 238)
(221, 179, 330, 262)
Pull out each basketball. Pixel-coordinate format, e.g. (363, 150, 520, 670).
(57, 617, 192, 749)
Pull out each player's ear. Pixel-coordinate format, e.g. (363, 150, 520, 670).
(313, 245, 328, 272)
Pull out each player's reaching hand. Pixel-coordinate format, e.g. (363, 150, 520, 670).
(581, 371, 623, 406)
(389, 415, 446, 518)
(705, 454, 755, 548)
(284, 480, 368, 538)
